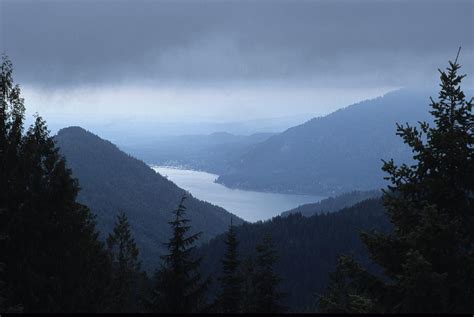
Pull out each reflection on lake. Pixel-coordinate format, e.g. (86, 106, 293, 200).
(152, 166, 325, 222)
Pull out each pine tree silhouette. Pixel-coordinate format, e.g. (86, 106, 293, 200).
(1, 56, 112, 312)
(106, 212, 142, 312)
(253, 234, 286, 313)
(152, 195, 208, 313)
(320, 49, 474, 313)
(215, 218, 243, 313)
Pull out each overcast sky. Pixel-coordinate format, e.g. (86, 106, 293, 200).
(0, 0, 473, 125)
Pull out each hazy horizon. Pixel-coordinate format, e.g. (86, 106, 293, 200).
(2, 0, 473, 129)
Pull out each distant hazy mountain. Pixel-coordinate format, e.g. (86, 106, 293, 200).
(281, 190, 381, 217)
(47, 115, 307, 149)
(217, 89, 435, 195)
(55, 127, 244, 271)
(199, 198, 390, 310)
(122, 132, 275, 174)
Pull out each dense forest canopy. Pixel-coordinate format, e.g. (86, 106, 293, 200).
(199, 198, 391, 310)
(216, 89, 434, 195)
(281, 190, 381, 217)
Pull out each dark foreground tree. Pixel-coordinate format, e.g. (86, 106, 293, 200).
(215, 220, 243, 313)
(320, 52, 474, 313)
(0, 56, 111, 312)
(106, 212, 143, 312)
(151, 195, 208, 313)
(253, 234, 286, 313)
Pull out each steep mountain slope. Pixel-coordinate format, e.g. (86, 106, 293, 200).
(281, 190, 381, 217)
(217, 89, 434, 195)
(121, 132, 275, 175)
(55, 126, 244, 271)
(198, 198, 391, 311)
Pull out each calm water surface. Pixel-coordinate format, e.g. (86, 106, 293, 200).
(152, 166, 325, 222)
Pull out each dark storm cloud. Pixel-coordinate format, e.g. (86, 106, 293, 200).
(1, 0, 473, 88)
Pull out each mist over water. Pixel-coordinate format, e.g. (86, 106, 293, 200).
(152, 166, 325, 222)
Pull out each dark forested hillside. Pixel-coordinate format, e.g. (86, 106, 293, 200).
(217, 89, 435, 195)
(121, 132, 275, 175)
(198, 198, 391, 311)
(55, 127, 244, 271)
(281, 190, 381, 217)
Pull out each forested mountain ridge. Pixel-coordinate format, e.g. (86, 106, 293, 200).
(55, 126, 244, 271)
(217, 89, 435, 195)
(281, 190, 381, 217)
(198, 198, 391, 311)
(122, 131, 275, 175)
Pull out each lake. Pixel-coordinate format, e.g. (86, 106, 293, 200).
(152, 166, 325, 222)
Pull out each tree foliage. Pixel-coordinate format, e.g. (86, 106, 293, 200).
(151, 195, 208, 313)
(215, 220, 243, 313)
(0, 55, 111, 312)
(199, 198, 389, 311)
(106, 212, 143, 312)
(253, 234, 286, 313)
(320, 53, 474, 313)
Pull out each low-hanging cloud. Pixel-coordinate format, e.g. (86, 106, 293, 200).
(1, 0, 473, 125)
(1, 0, 472, 89)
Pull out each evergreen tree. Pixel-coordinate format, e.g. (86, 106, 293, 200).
(106, 212, 142, 312)
(215, 220, 243, 313)
(0, 56, 111, 312)
(253, 234, 285, 313)
(152, 195, 208, 313)
(320, 52, 474, 313)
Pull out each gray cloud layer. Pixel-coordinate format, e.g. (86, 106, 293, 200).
(1, 0, 473, 89)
